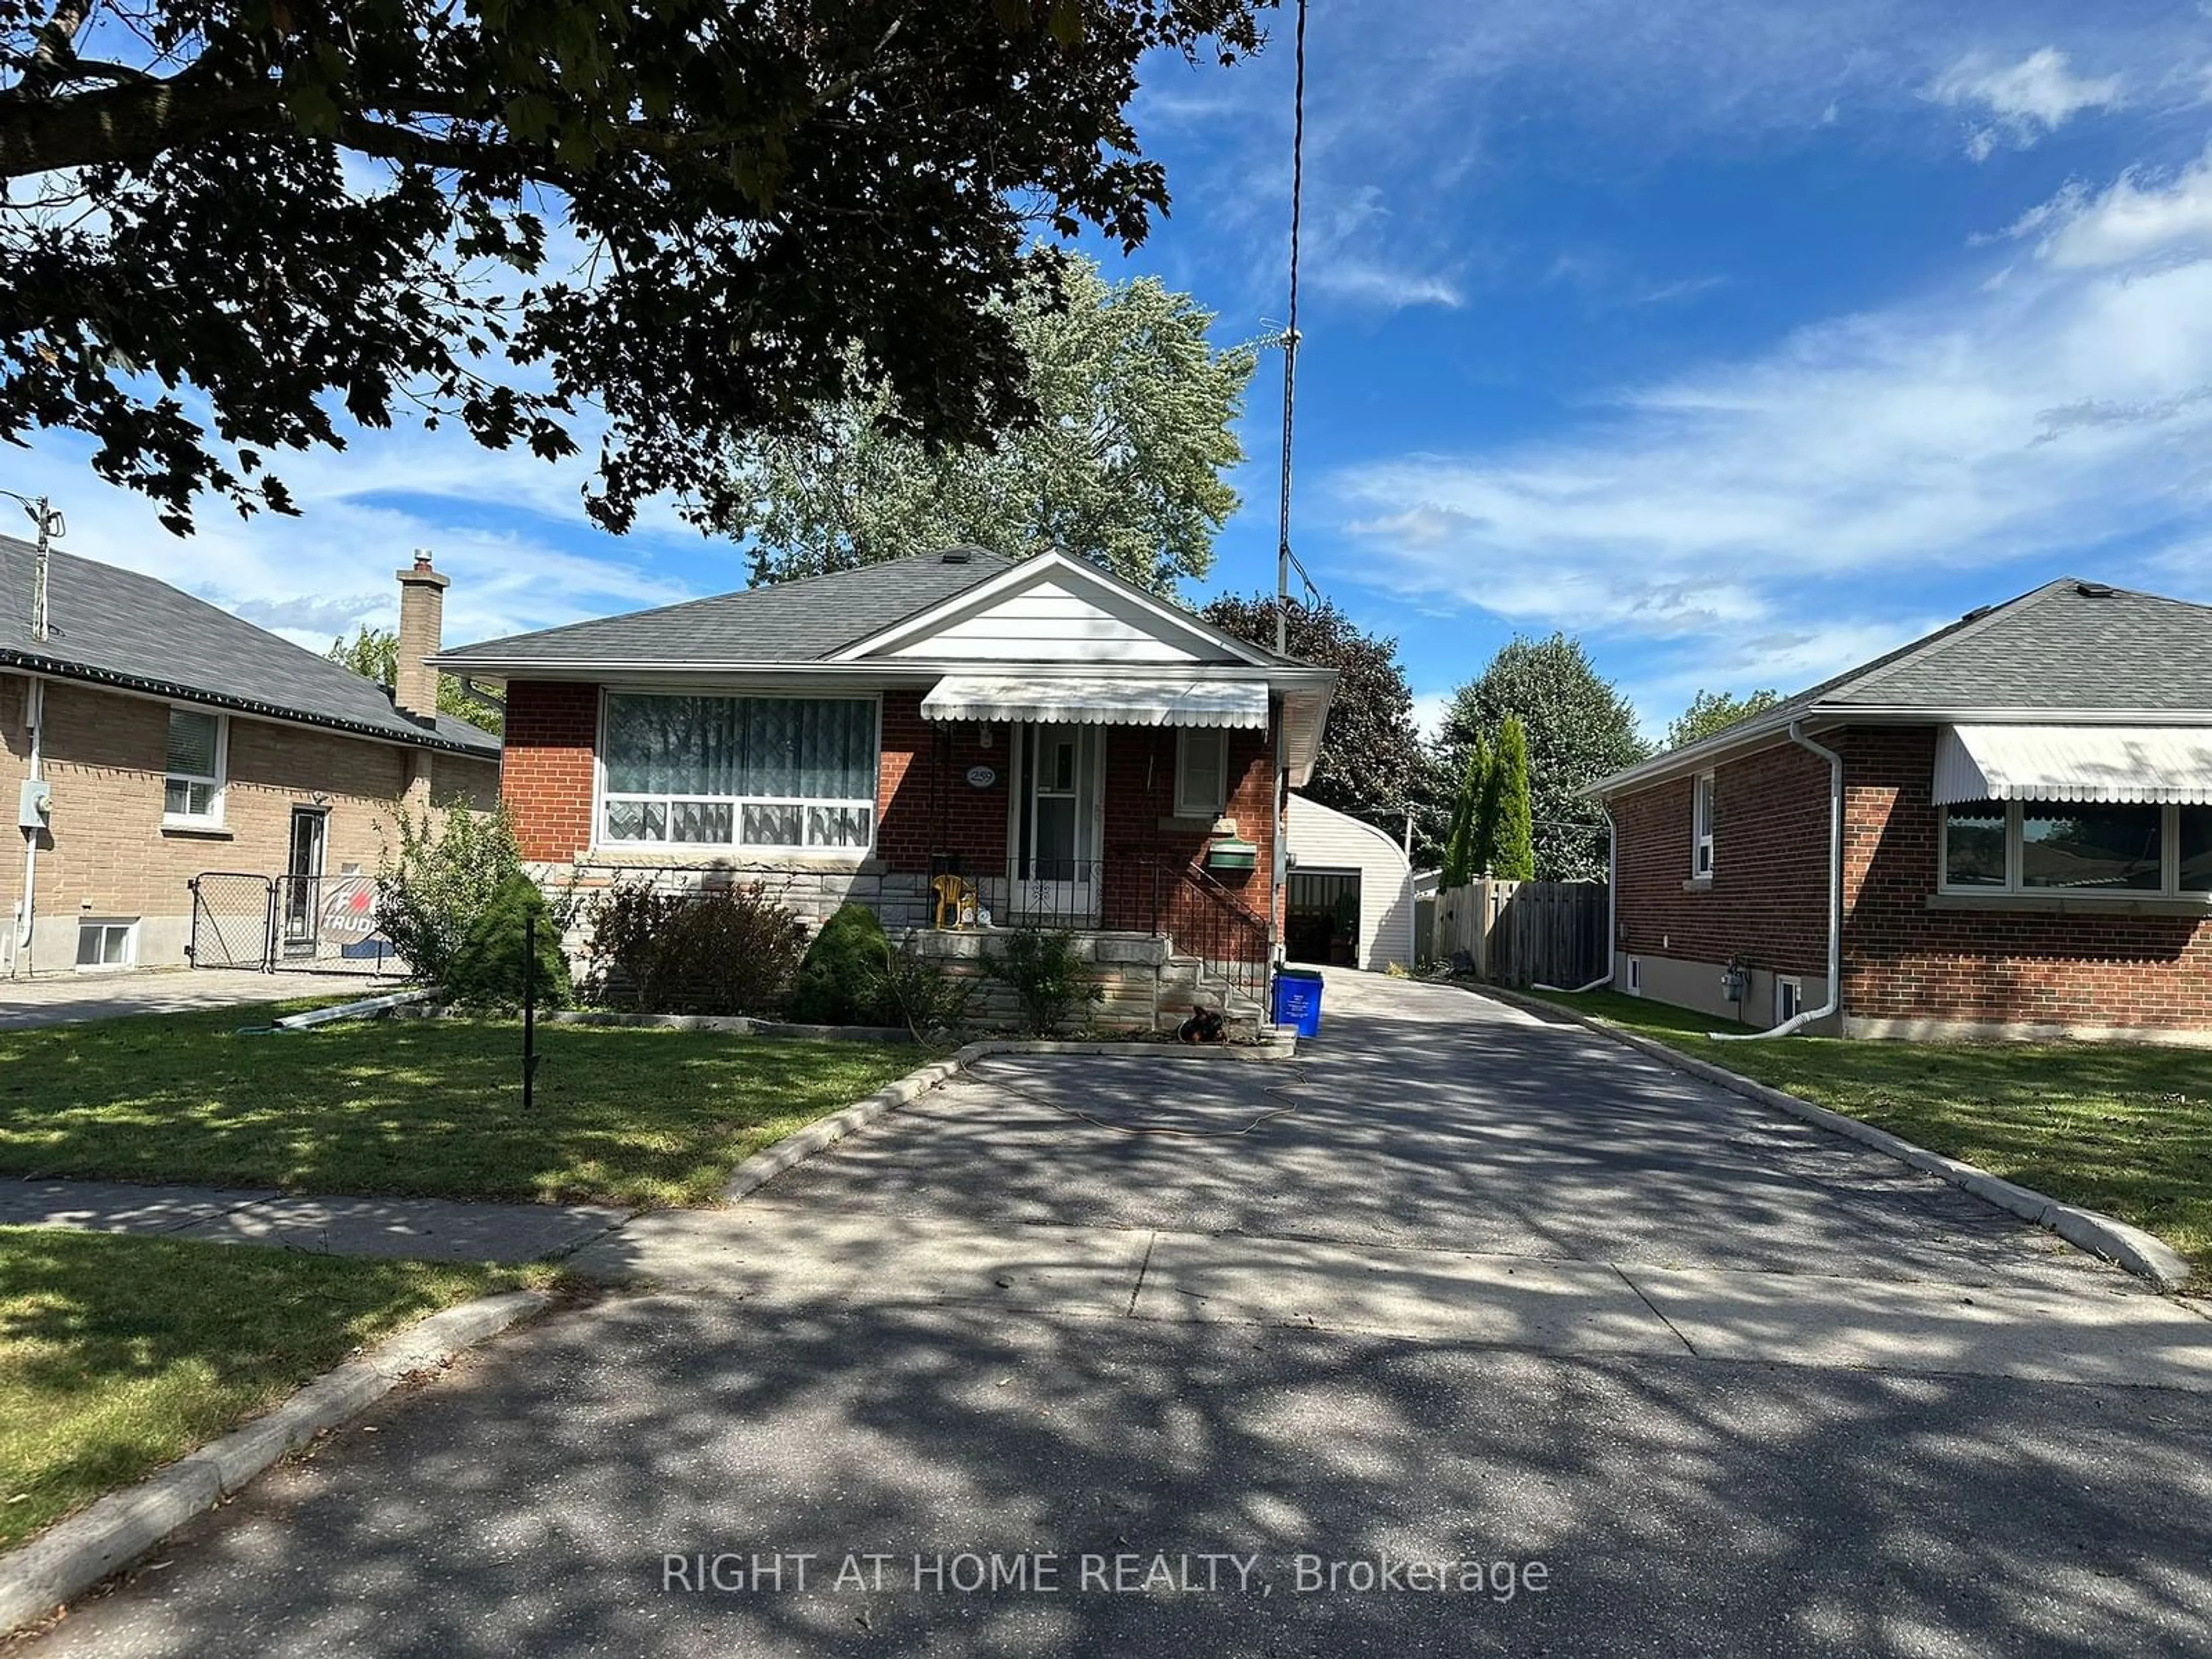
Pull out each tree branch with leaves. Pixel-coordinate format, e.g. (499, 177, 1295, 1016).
(1, 0, 1271, 536)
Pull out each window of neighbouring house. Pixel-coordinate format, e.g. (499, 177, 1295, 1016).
(163, 707, 225, 824)
(1942, 800, 2207, 898)
(1691, 771, 1715, 879)
(75, 918, 137, 970)
(599, 693, 877, 852)
(1175, 728, 1229, 819)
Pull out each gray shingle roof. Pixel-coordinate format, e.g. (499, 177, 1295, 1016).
(1823, 578, 2212, 710)
(1592, 576, 2212, 796)
(0, 535, 499, 757)
(438, 547, 1018, 668)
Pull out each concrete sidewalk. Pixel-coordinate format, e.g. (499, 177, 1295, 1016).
(0, 1178, 624, 1264)
(0, 969, 368, 1031)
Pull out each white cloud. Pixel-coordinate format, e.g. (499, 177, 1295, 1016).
(1324, 145, 2212, 695)
(1930, 47, 2124, 157)
(1308, 259, 1463, 310)
(3, 421, 708, 653)
(1408, 690, 1452, 742)
(2009, 147, 2212, 268)
(1930, 46, 2127, 160)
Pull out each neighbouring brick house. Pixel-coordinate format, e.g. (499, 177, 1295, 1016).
(437, 547, 1338, 1025)
(2, 540, 499, 978)
(1590, 578, 2211, 1041)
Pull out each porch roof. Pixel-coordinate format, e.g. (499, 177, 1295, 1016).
(919, 673, 1268, 729)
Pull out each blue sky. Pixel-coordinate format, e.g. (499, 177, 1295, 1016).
(11, 0, 2212, 738)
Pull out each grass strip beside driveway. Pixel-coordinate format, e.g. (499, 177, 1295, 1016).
(0, 1228, 540, 1550)
(1528, 989, 2212, 1281)
(0, 1006, 919, 1208)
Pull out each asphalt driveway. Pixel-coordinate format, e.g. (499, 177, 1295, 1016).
(20, 972, 2212, 1658)
(760, 972, 2118, 1288)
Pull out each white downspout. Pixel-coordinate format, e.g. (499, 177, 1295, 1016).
(1536, 801, 1616, 994)
(1713, 719, 1841, 1041)
(12, 676, 43, 974)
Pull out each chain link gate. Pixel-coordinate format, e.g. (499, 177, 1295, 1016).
(188, 872, 403, 978)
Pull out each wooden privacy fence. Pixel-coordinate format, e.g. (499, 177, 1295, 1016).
(1431, 878, 1608, 988)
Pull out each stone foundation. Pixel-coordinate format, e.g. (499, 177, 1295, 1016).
(907, 927, 1258, 1036)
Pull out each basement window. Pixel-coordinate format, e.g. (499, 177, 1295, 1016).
(75, 919, 137, 971)
(1775, 976, 1804, 1024)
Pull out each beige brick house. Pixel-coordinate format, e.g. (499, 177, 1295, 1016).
(2, 540, 498, 978)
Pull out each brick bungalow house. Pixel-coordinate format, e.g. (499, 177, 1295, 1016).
(3, 540, 498, 977)
(435, 548, 1337, 1022)
(1588, 578, 2211, 1041)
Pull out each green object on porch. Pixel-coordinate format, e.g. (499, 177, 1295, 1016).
(1205, 839, 1259, 872)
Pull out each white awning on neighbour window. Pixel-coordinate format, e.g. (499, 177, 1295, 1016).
(919, 674, 1268, 729)
(1933, 724, 2212, 806)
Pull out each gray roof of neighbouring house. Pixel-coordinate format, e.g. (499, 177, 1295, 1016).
(1591, 577, 2212, 797)
(0, 535, 499, 757)
(437, 548, 1022, 669)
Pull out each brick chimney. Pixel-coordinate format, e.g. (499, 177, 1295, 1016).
(393, 549, 449, 724)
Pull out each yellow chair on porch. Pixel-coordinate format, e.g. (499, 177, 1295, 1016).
(930, 874, 979, 930)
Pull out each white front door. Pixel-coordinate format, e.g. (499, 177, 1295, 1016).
(1009, 724, 1103, 923)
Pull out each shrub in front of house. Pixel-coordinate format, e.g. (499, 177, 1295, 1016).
(878, 937, 979, 1041)
(444, 872, 573, 1009)
(786, 904, 896, 1026)
(983, 927, 1103, 1036)
(583, 882, 807, 1016)
(374, 800, 529, 984)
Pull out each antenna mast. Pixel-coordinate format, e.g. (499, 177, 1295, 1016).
(1275, 0, 1308, 658)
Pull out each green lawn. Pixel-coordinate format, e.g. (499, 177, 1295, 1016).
(0, 1006, 919, 1208)
(0, 1228, 537, 1548)
(1528, 988, 2212, 1279)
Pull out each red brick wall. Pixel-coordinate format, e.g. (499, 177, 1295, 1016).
(1612, 740, 1830, 975)
(876, 690, 1014, 875)
(1838, 726, 2211, 1031)
(499, 681, 1280, 955)
(502, 681, 597, 861)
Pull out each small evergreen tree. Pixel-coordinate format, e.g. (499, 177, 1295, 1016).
(1491, 716, 1537, 881)
(1440, 736, 1488, 889)
(445, 874, 571, 1009)
(787, 905, 896, 1025)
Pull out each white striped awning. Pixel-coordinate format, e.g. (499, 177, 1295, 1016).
(919, 674, 1268, 729)
(1933, 724, 2212, 806)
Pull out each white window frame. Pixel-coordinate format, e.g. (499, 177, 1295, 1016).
(1775, 975, 1803, 1025)
(162, 706, 227, 827)
(1175, 728, 1230, 820)
(592, 690, 882, 859)
(1690, 770, 1715, 880)
(75, 918, 138, 972)
(1937, 800, 2206, 898)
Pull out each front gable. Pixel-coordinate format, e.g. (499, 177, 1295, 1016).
(831, 552, 1275, 669)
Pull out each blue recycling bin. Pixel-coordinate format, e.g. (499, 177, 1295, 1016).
(1271, 967, 1325, 1037)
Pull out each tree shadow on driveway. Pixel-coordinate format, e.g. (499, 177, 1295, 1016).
(30, 1281, 2212, 1658)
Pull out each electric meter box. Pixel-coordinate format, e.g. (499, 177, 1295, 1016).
(17, 779, 51, 830)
